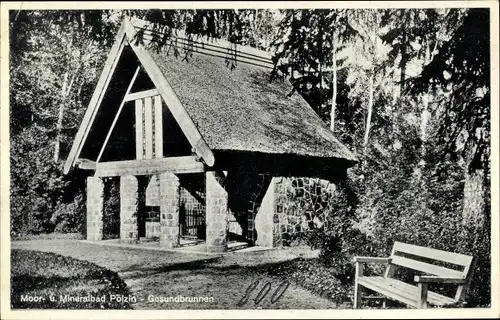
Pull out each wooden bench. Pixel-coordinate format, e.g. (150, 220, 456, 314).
(353, 241, 474, 309)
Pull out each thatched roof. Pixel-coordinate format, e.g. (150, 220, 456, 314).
(145, 31, 357, 165)
(64, 19, 357, 174)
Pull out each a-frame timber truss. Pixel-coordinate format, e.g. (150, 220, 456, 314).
(64, 18, 215, 177)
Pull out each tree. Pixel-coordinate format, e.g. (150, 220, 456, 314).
(381, 9, 456, 179)
(343, 10, 394, 154)
(10, 10, 120, 159)
(129, 9, 279, 51)
(9, 10, 120, 233)
(271, 9, 358, 131)
(409, 8, 490, 230)
(406, 8, 490, 306)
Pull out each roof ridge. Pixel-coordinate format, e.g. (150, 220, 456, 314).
(129, 17, 273, 62)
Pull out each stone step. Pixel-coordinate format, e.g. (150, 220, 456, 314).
(227, 241, 248, 251)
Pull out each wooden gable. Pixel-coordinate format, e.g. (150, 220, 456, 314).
(63, 19, 215, 175)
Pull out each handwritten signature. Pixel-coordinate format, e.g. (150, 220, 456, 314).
(236, 280, 290, 306)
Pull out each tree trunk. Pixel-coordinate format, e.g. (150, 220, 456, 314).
(414, 92, 430, 178)
(414, 39, 435, 182)
(330, 34, 337, 132)
(419, 42, 432, 164)
(459, 141, 487, 253)
(54, 70, 76, 163)
(363, 72, 374, 153)
(462, 168, 486, 226)
(54, 70, 69, 163)
(399, 12, 408, 96)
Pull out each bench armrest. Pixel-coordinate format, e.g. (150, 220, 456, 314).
(414, 275, 467, 284)
(353, 256, 391, 264)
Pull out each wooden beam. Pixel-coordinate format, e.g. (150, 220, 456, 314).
(63, 23, 128, 174)
(154, 95, 163, 158)
(144, 97, 153, 159)
(414, 276, 467, 284)
(123, 19, 215, 167)
(124, 89, 159, 102)
(135, 98, 144, 160)
(96, 66, 141, 163)
(95, 156, 204, 177)
(75, 158, 96, 170)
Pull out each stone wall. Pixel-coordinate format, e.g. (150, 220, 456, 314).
(159, 172, 180, 248)
(276, 177, 337, 246)
(145, 175, 160, 206)
(146, 221, 161, 238)
(205, 171, 228, 252)
(87, 177, 104, 241)
(91, 170, 337, 250)
(120, 175, 139, 243)
(250, 175, 337, 247)
(253, 176, 281, 247)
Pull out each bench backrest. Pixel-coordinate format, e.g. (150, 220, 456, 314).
(384, 241, 474, 302)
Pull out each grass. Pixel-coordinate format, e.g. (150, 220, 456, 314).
(264, 257, 354, 307)
(11, 249, 132, 309)
(12, 239, 342, 309)
(11, 232, 84, 241)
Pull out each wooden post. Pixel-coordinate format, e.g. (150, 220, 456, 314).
(135, 99, 144, 160)
(354, 261, 364, 308)
(384, 246, 397, 278)
(123, 18, 215, 167)
(154, 95, 163, 158)
(417, 283, 428, 308)
(455, 257, 475, 303)
(144, 97, 153, 159)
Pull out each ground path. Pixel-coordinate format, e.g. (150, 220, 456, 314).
(12, 239, 339, 309)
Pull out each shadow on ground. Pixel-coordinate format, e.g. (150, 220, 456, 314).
(12, 239, 341, 309)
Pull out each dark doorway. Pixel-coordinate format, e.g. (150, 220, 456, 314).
(137, 176, 149, 239)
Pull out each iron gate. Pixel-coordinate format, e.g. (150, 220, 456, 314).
(179, 175, 206, 240)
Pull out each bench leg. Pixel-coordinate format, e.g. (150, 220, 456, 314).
(353, 262, 364, 309)
(382, 297, 387, 308)
(354, 283, 362, 308)
(417, 283, 428, 309)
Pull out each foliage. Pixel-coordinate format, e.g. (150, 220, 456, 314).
(266, 257, 352, 307)
(103, 178, 121, 239)
(8, 8, 491, 308)
(9, 10, 118, 235)
(129, 9, 279, 47)
(11, 249, 132, 309)
(409, 8, 490, 170)
(268, 8, 491, 308)
(270, 9, 357, 122)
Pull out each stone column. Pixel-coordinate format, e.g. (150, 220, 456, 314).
(254, 177, 282, 248)
(159, 172, 180, 248)
(206, 171, 228, 252)
(120, 175, 139, 243)
(86, 176, 104, 241)
(272, 177, 284, 247)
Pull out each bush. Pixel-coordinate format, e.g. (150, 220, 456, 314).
(266, 257, 352, 307)
(11, 249, 132, 309)
(302, 138, 490, 308)
(10, 136, 87, 236)
(51, 193, 85, 233)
